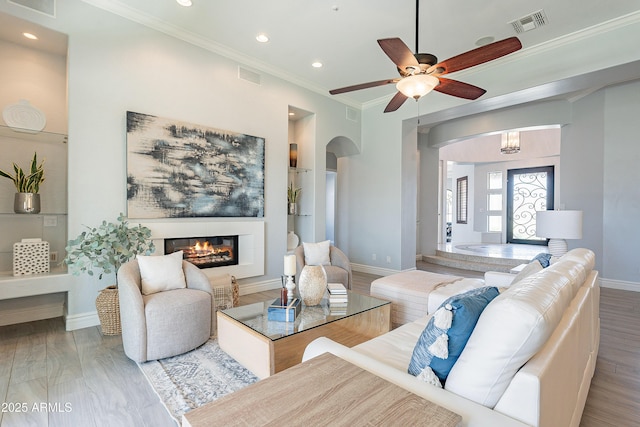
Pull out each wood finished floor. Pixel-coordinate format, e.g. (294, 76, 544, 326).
(0, 264, 638, 426)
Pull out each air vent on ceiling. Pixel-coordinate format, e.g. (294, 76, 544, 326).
(8, 0, 56, 17)
(238, 66, 261, 85)
(346, 107, 358, 122)
(510, 9, 548, 34)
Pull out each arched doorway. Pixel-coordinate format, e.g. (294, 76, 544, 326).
(326, 136, 359, 249)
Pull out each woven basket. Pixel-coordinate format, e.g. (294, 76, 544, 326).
(95, 285, 121, 335)
(231, 275, 239, 307)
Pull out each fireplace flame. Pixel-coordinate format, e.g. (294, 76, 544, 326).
(186, 240, 233, 258)
(194, 240, 212, 254)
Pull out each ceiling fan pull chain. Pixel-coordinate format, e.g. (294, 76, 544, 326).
(415, 0, 419, 53)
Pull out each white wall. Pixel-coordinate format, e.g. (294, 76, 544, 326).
(602, 81, 640, 284)
(0, 1, 361, 326)
(345, 110, 402, 273)
(449, 164, 481, 244)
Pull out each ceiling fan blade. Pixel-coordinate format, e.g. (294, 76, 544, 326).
(434, 78, 486, 100)
(384, 91, 409, 113)
(378, 38, 420, 70)
(329, 78, 397, 95)
(430, 37, 522, 75)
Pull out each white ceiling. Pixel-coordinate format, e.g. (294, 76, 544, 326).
(78, 0, 640, 107)
(2, 0, 640, 109)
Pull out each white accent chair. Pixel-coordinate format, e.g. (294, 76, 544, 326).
(294, 244, 352, 290)
(117, 259, 214, 362)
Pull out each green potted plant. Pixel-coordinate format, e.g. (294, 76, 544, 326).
(65, 213, 155, 335)
(0, 152, 45, 214)
(287, 181, 301, 215)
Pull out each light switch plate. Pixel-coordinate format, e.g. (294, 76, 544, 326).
(43, 216, 57, 227)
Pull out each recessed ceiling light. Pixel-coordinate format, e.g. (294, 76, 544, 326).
(256, 33, 269, 43)
(176, 0, 192, 6)
(289, 112, 295, 116)
(311, 61, 323, 68)
(475, 36, 495, 46)
(23, 32, 38, 40)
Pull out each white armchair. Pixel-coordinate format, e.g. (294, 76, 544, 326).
(117, 259, 214, 363)
(294, 244, 352, 290)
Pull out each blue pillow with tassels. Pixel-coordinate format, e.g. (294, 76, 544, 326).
(531, 252, 553, 268)
(408, 286, 500, 385)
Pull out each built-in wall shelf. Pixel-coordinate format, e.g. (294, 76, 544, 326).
(0, 266, 68, 282)
(0, 124, 67, 145)
(289, 167, 311, 174)
(287, 166, 312, 244)
(0, 213, 67, 216)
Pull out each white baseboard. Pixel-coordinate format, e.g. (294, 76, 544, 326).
(238, 278, 281, 295)
(351, 263, 410, 277)
(65, 311, 100, 331)
(600, 277, 640, 292)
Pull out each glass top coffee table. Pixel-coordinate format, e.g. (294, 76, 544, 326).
(217, 291, 391, 379)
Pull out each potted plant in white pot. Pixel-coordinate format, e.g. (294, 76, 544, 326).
(64, 213, 155, 335)
(0, 152, 45, 213)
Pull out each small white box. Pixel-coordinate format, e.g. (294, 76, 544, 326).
(13, 240, 50, 276)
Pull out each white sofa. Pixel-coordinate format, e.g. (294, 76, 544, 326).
(303, 248, 599, 427)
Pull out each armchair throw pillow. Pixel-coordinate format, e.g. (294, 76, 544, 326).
(303, 240, 331, 266)
(137, 251, 187, 295)
(408, 286, 500, 385)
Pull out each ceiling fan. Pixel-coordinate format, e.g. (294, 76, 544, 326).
(329, 0, 522, 112)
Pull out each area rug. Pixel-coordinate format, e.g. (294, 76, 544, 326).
(138, 339, 259, 424)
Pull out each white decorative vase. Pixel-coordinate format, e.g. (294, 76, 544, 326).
(298, 265, 327, 306)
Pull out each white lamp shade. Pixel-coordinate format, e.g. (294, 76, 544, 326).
(396, 75, 439, 99)
(536, 210, 583, 239)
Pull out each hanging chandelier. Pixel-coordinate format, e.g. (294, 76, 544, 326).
(501, 131, 520, 154)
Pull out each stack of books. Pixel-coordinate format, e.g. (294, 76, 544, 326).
(327, 283, 348, 314)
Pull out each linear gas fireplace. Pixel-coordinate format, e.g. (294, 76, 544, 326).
(164, 235, 239, 269)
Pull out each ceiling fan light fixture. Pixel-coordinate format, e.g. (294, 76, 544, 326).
(396, 74, 439, 99)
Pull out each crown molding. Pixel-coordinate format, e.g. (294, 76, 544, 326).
(81, 1, 640, 113)
(80, 0, 355, 105)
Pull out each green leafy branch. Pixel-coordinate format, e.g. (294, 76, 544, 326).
(287, 181, 301, 203)
(64, 213, 155, 282)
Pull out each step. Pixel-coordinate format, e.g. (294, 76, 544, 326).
(435, 250, 529, 267)
(422, 254, 525, 273)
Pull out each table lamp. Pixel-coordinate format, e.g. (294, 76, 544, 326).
(535, 210, 583, 257)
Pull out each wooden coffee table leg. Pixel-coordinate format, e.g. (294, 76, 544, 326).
(217, 302, 391, 379)
(217, 311, 274, 379)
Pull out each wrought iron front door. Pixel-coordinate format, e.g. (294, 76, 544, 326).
(506, 166, 554, 244)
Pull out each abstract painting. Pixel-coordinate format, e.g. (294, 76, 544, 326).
(126, 111, 265, 218)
